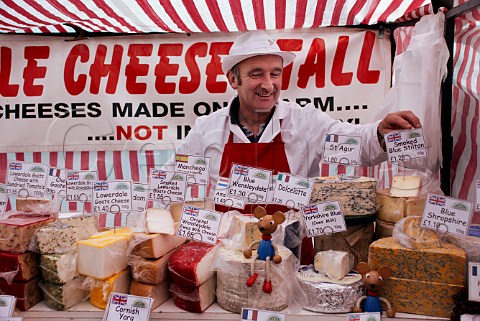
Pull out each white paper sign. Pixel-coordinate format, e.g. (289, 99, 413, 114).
(323, 134, 362, 165)
(0, 295, 16, 317)
(385, 128, 427, 163)
(476, 179, 480, 212)
(175, 154, 210, 185)
(272, 172, 314, 209)
(45, 167, 66, 196)
(241, 307, 285, 321)
(228, 164, 271, 203)
(0, 185, 8, 215)
(148, 169, 186, 204)
(302, 201, 347, 237)
(6, 161, 48, 198)
(421, 193, 473, 236)
(346, 312, 381, 321)
(65, 170, 98, 202)
(0, 318, 22, 321)
(132, 183, 148, 212)
(469, 262, 480, 302)
(212, 177, 245, 209)
(92, 180, 132, 213)
(176, 205, 221, 244)
(103, 292, 152, 321)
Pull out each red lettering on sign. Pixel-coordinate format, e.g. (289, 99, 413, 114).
(155, 44, 182, 94)
(358, 31, 380, 84)
(23, 46, 49, 96)
(0, 47, 19, 97)
(331, 36, 353, 86)
(126, 44, 153, 94)
(90, 44, 123, 94)
(277, 39, 303, 90)
(205, 42, 231, 93)
(64, 44, 89, 96)
(117, 125, 168, 140)
(180, 42, 207, 94)
(297, 38, 326, 89)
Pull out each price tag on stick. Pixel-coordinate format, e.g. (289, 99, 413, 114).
(0, 295, 16, 317)
(103, 293, 152, 321)
(302, 201, 347, 237)
(323, 134, 362, 165)
(385, 128, 427, 163)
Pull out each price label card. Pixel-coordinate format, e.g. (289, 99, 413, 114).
(177, 205, 221, 244)
(66, 170, 98, 202)
(92, 180, 132, 213)
(213, 177, 245, 209)
(45, 167, 66, 196)
(346, 312, 381, 321)
(103, 293, 152, 321)
(272, 173, 314, 209)
(148, 170, 186, 204)
(323, 134, 362, 165)
(241, 307, 285, 321)
(0, 319, 22, 321)
(6, 161, 48, 198)
(469, 262, 480, 302)
(421, 193, 473, 236)
(229, 164, 271, 203)
(132, 183, 148, 212)
(0, 295, 16, 317)
(0, 185, 7, 216)
(385, 128, 427, 163)
(302, 202, 347, 237)
(175, 154, 210, 185)
(476, 179, 480, 212)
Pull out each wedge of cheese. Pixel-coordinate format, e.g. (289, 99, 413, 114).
(36, 222, 78, 255)
(16, 197, 50, 212)
(0, 276, 43, 311)
(130, 280, 170, 310)
(0, 250, 39, 282)
(130, 231, 186, 259)
(230, 214, 262, 247)
(377, 189, 426, 223)
(41, 277, 87, 311)
(90, 268, 131, 310)
(314, 250, 354, 280)
(40, 252, 78, 284)
(77, 235, 128, 280)
(390, 175, 421, 198)
(0, 214, 53, 253)
(90, 227, 133, 239)
(171, 276, 216, 313)
(58, 213, 99, 240)
(145, 208, 175, 235)
(130, 250, 174, 285)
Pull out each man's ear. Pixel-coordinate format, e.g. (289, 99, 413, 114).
(227, 70, 238, 89)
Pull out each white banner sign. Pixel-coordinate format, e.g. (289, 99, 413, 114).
(0, 29, 391, 152)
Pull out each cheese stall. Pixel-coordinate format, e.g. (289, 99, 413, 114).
(0, 0, 479, 320)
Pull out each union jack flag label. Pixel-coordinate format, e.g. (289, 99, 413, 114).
(94, 182, 109, 191)
(183, 205, 199, 216)
(346, 312, 380, 321)
(233, 165, 249, 176)
(151, 170, 167, 180)
(428, 195, 446, 206)
(9, 162, 22, 171)
(386, 132, 402, 142)
(111, 294, 128, 305)
(302, 205, 319, 215)
(67, 172, 79, 180)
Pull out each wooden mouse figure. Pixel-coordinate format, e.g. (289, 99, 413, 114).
(243, 206, 285, 293)
(353, 262, 396, 317)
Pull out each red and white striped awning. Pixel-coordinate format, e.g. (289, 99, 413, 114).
(0, 0, 431, 34)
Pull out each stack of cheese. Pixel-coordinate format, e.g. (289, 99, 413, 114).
(37, 213, 99, 310)
(128, 209, 187, 310)
(168, 241, 218, 313)
(376, 175, 426, 239)
(77, 227, 132, 310)
(368, 236, 466, 317)
(0, 212, 53, 311)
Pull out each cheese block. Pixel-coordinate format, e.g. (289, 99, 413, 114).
(395, 216, 442, 249)
(90, 227, 133, 239)
(230, 214, 262, 247)
(368, 237, 466, 285)
(0, 250, 39, 282)
(40, 252, 78, 284)
(215, 246, 294, 313)
(130, 280, 170, 310)
(36, 222, 78, 254)
(310, 176, 377, 215)
(313, 250, 354, 280)
(297, 265, 363, 313)
(390, 175, 421, 198)
(0, 276, 43, 311)
(377, 190, 426, 223)
(171, 276, 216, 313)
(374, 219, 394, 239)
(145, 208, 175, 235)
(130, 250, 174, 284)
(16, 197, 51, 212)
(58, 213, 99, 240)
(0, 214, 53, 253)
(77, 235, 128, 280)
(445, 233, 480, 262)
(169, 200, 214, 222)
(129, 231, 186, 259)
(90, 268, 131, 310)
(382, 276, 463, 317)
(405, 196, 426, 216)
(40, 277, 87, 310)
(168, 242, 217, 287)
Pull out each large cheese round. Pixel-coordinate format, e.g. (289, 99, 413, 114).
(215, 245, 295, 313)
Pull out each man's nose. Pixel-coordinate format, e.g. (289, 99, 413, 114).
(260, 75, 274, 91)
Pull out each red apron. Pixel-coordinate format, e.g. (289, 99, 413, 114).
(216, 130, 314, 265)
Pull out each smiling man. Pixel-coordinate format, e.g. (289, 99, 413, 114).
(175, 30, 421, 263)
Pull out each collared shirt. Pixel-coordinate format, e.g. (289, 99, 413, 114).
(229, 97, 274, 143)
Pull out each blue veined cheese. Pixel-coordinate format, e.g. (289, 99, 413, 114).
(40, 276, 87, 311)
(40, 252, 78, 284)
(310, 176, 377, 215)
(36, 222, 78, 255)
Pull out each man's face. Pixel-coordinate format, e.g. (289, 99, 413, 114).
(228, 54, 283, 115)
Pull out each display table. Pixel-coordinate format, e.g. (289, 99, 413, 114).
(16, 299, 448, 321)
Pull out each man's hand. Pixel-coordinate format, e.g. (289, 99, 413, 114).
(377, 111, 422, 149)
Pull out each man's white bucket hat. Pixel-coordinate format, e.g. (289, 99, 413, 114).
(221, 30, 296, 74)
